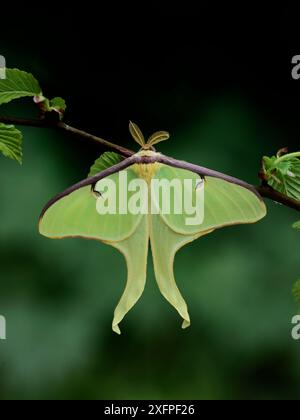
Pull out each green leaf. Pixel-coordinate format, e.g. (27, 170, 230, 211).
(88, 152, 123, 177)
(293, 280, 300, 304)
(261, 151, 300, 201)
(0, 68, 41, 105)
(293, 221, 300, 229)
(37, 97, 67, 120)
(49, 97, 66, 113)
(0, 123, 22, 164)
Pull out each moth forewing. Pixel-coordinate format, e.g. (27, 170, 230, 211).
(184, 178, 205, 227)
(95, 177, 117, 215)
(150, 176, 183, 216)
(127, 176, 149, 215)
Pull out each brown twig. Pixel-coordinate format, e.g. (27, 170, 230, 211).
(0, 115, 135, 157)
(0, 114, 300, 213)
(256, 185, 300, 212)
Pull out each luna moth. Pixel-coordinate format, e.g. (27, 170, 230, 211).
(39, 122, 267, 334)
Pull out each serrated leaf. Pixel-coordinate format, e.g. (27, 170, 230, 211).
(49, 97, 67, 116)
(293, 280, 300, 304)
(0, 123, 22, 164)
(88, 152, 123, 177)
(262, 153, 300, 201)
(293, 221, 300, 229)
(50, 97, 66, 111)
(129, 121, 145, 147)
(0, 68, 41, 105)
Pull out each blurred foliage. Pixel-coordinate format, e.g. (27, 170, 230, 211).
(0, 97, 300, 400)
(293, 280, 300, 304)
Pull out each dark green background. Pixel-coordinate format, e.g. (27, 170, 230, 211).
(0, 5, 299, 400)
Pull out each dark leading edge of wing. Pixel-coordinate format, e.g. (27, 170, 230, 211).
(40, 153, 262, 219)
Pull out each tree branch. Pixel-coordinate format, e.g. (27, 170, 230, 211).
(0, 114, 299, 213)
(0, 115, 47, 128)
(256, 185, 300, 212)
(0, 115, 135, 157)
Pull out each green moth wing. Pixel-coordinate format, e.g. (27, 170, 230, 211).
(39, 152, 267, 333)
(153, 165, 267, 236)
(150, 165, 266, 328)
(110, 215, 148, 334)
(39, 166, 149, 334)
(150, 213, 213, 329)
(39, 168, 141, 242)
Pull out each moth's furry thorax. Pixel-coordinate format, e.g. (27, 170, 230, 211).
(133, 150, 161, 183)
